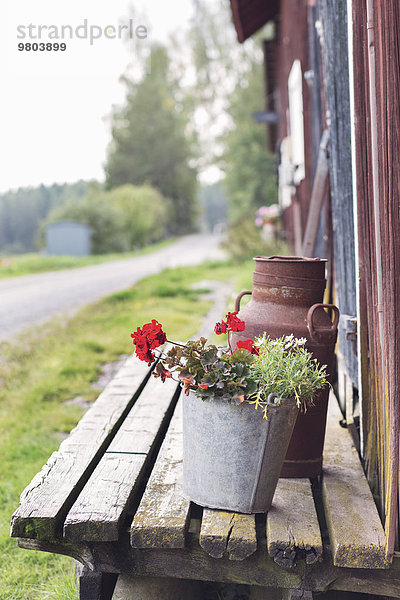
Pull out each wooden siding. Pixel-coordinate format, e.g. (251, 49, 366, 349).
(263, 38, 279, 153)
(230, 0, 400, 557)
(276, 0, 313, 246)
(352, 0, 400, 558)
(318, 0, 358, 386)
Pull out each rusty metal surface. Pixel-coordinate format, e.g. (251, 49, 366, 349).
(232, 256, 339, 478)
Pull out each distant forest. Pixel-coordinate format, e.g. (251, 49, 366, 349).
(0, 180, 227, 256)
(0, 181, 90, 255)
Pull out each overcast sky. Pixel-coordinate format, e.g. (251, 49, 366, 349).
(0, 0, 195, 193)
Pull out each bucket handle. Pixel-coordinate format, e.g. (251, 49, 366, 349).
(235, 290, 252, 312)
(307, 304, 340, 344)
(266, 393, 281, 405)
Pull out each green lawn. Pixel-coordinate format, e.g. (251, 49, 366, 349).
(0, 259, 253, 600)
(0, 238, 176, 279)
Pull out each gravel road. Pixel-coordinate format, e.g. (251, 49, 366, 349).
(0, 234, 225, 343)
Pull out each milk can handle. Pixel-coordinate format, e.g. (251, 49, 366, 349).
(307, 304, 340, 344)
(235, 290, 252, 312)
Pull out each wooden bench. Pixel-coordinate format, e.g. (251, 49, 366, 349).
(10, 355, 400, 599)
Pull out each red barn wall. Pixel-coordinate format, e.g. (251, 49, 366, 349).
(275, 0, 313, 247)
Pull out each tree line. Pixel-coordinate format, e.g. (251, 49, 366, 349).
(0, 181, 88, 254)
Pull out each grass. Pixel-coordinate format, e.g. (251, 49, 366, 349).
(0, 237, 176, 279)
(34, 575, 80, 600)
(0, 258, 253, 600)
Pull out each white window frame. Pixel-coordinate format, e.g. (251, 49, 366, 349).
(288, 59, 306, 185)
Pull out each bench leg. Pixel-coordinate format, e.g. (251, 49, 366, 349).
(75, 562, 118, 600)
(281, 590, 313, 600)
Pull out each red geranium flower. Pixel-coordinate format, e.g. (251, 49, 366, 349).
(141, 319, 167, 349)
(131, 320, 166, 365)
(214, 312, 245, 335)
(214, 320, 228, 335)
(226, 311, 245, 332)
(134, 342, 156, 365)
(236, 339, 259, 355)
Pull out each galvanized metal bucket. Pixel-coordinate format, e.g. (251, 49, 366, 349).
(182, 391, 299, 513)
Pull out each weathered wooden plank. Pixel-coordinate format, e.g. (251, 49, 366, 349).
(302, 129, 329, 258)
(267, 479, 323, 568)
(17, 536, 400, 598)
(64, 453, 147, 542)
(199, 509, 257, 561)
(322, 392, 388, 568)
(64, 376, 180, 542)
(199, 510, 230, 559)
(225, 512, 258, 561)
(130, 397, 191, 549)
(106, 377, 179, 454)
(319, 0, 358, 386)
(10, 356, 152, 541)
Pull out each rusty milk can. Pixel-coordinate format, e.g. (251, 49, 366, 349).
(232, 256, 339, 478)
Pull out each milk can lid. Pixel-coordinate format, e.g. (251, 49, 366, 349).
(254, 255, 327, 262)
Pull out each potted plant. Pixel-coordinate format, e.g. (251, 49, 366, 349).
(131, 313, 329, 513)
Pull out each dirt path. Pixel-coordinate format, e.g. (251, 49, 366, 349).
(0, 234, 225, 343)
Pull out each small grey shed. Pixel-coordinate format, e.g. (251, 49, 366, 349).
(45, 221, 91, 256)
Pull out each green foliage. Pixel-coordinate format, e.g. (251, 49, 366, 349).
(221, 217, 289, 262)
(40, 183, 170, 254)
(249, 335, 329, 417)
(42, 194, 127, 254)
(221, 60, 278, 222)
(152, 326, 327, 416)
(159, 338, 258, 401)
(0, 181, 90, 255)
(216, 49, 280, 263)
(105, 44, 198, 235)
(185, 0, 261, 172)
(108, 184, 169, 248)
(183, 3, 277, 243)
